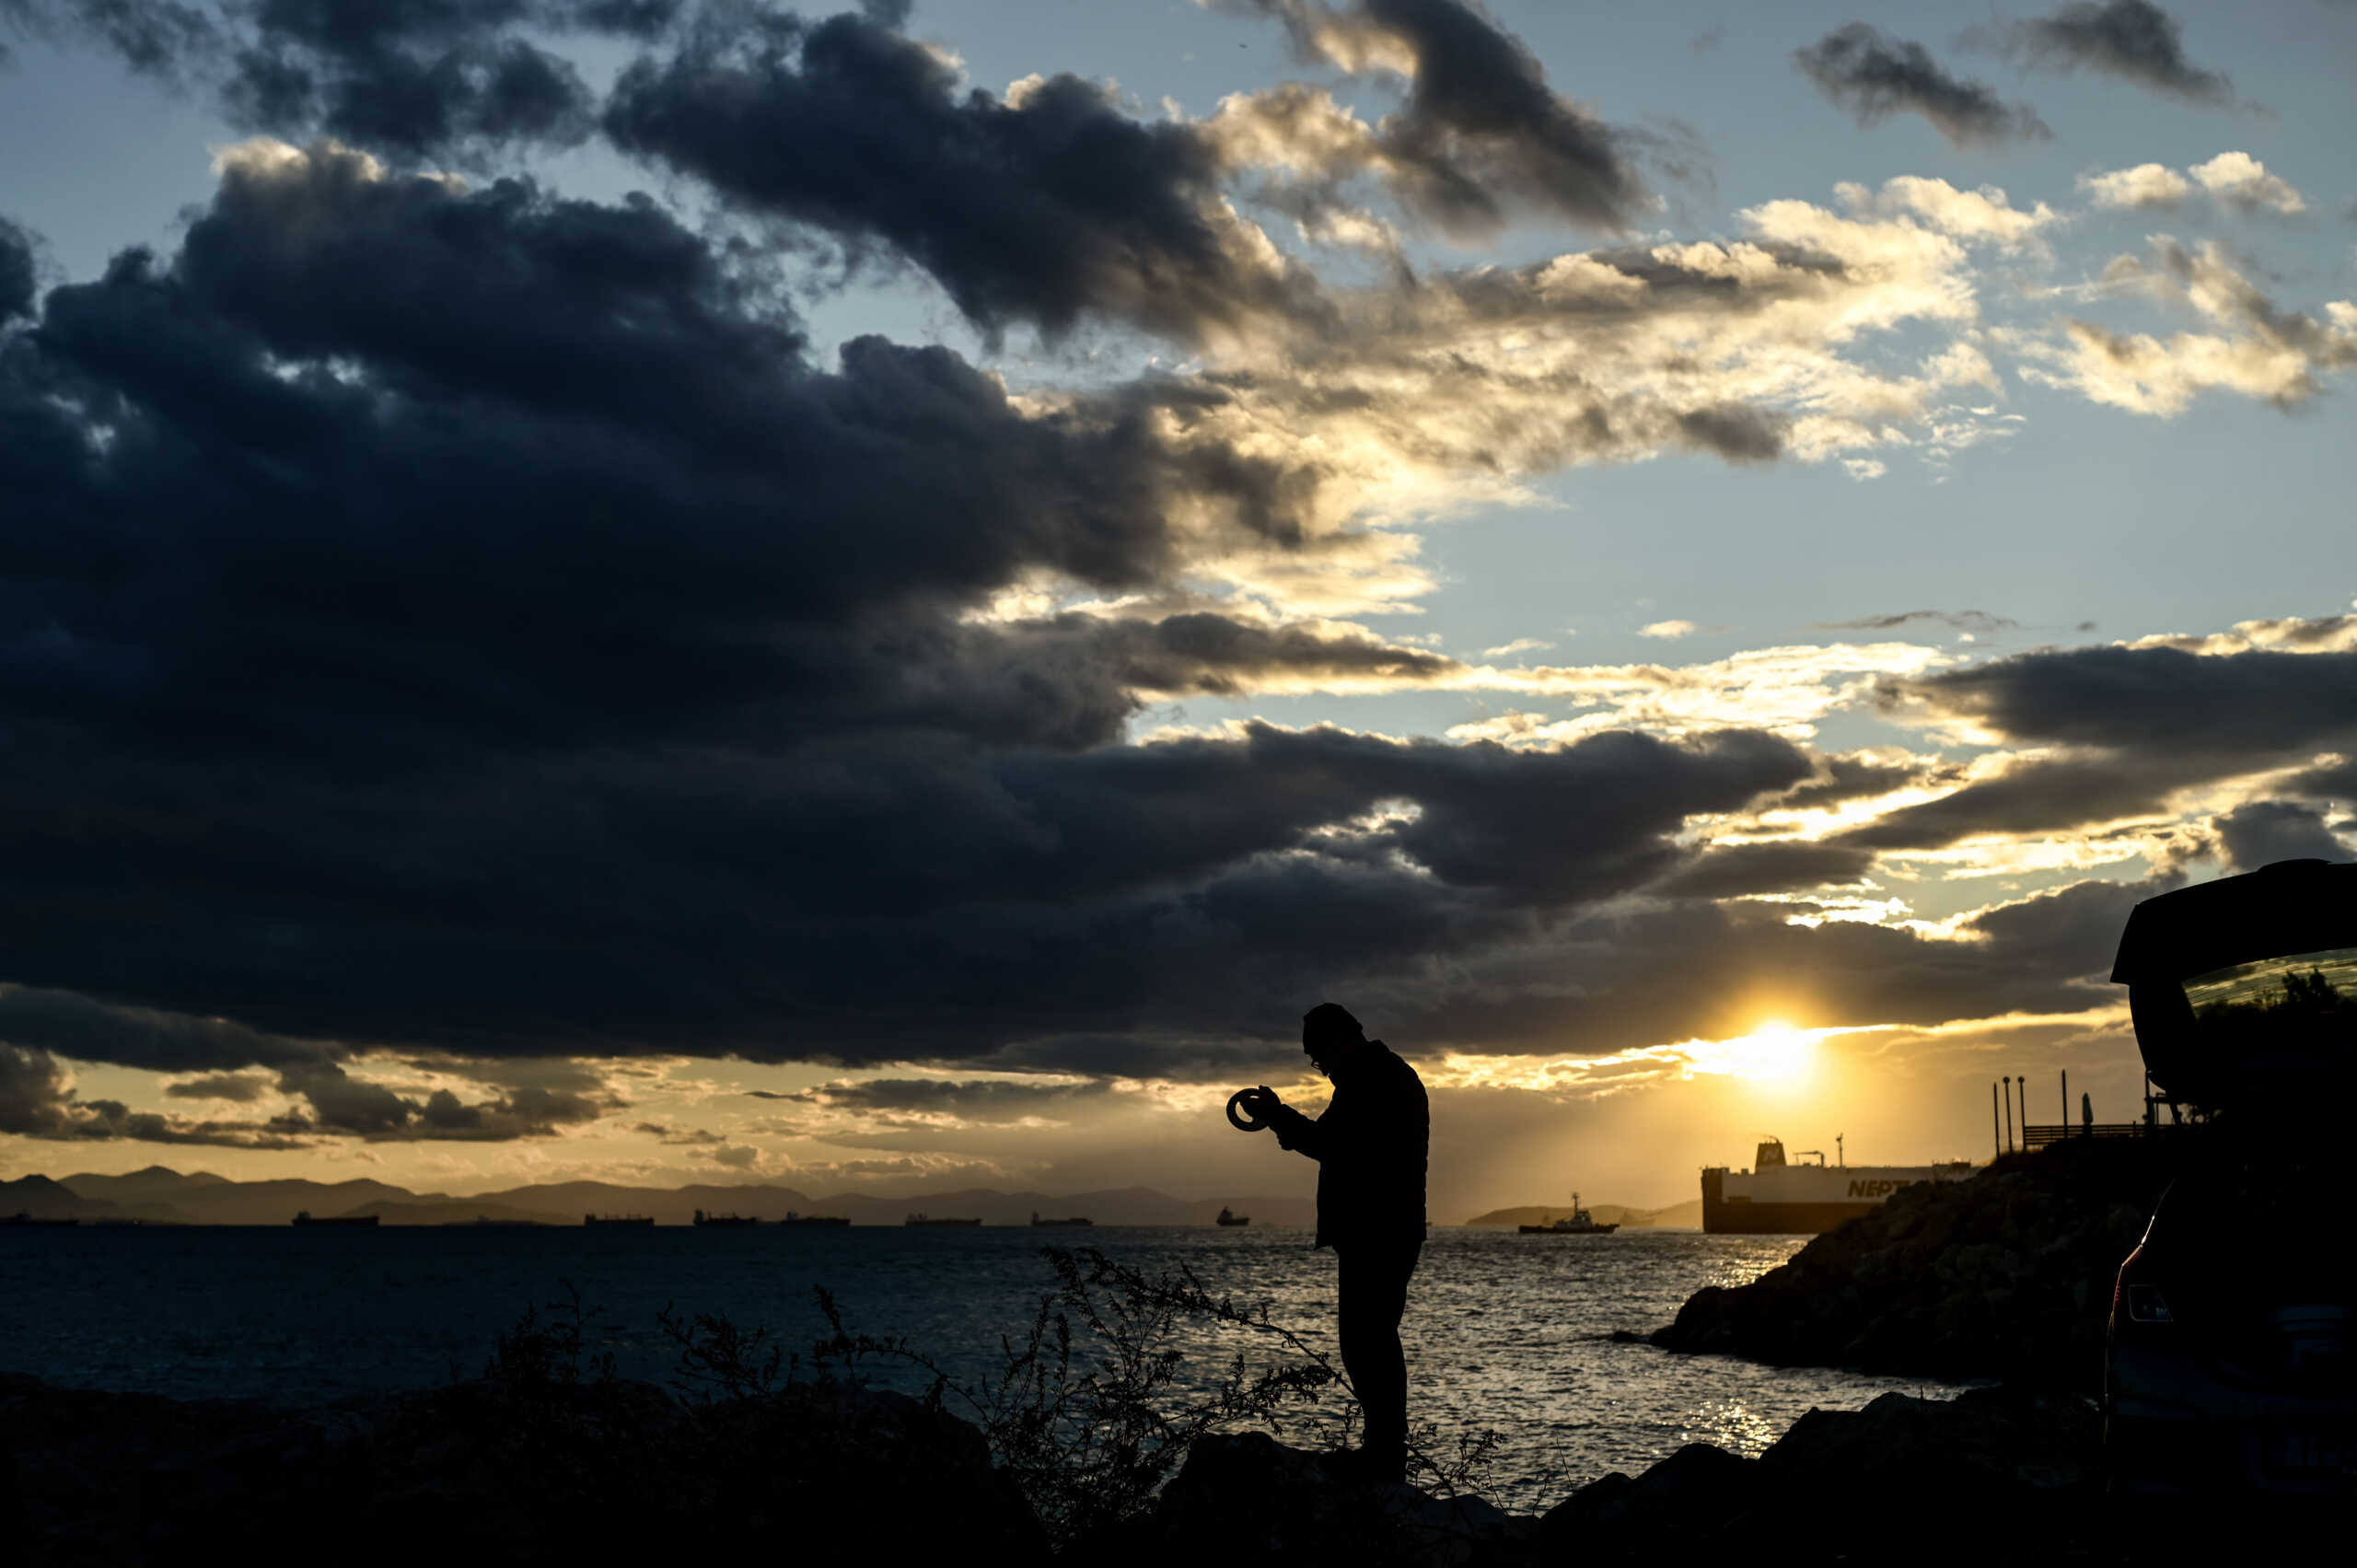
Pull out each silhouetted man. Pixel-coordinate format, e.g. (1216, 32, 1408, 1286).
(1239, 1003, 1428, 1481)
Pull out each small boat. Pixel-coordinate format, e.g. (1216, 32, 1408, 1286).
(1031, 1212, 1092, 1227)
(585, 1214, 656, 1226)
(1519, 1192, 1618, 1235)
(905, 1214, 982, 1226)
(1215, 1206, 1249, 1226)
(292, 1211, 379, 1226)
(692, 1210, 758, 1226)
(781, 1212, 851, 1226)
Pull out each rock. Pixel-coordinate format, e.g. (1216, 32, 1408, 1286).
(4, 1373, 1042, 1566)
(1102, 1432, 1532, 1567)
(1651, 1139, 2176, 1390)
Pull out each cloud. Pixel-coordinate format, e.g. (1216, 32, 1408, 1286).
(163, 1072, 273, 1102)
(1480, 637, 1553, 659)
(2083, 153, 2305, 215)
(2210, 800, 2346, 873)
(1816, 610, 2020, 635)
(606, 8, 1324, 346)
(1638, 620, 1697, 640)
(2021, 239, 2357, 414)
(1211, 0, 1654, 235)
(1794, 24, 2049, 148)
(0, 215, 34, 320)
(0, 1045, 308, 1147)
(2187, 151, 2305, 216)
(1837, 177, 2058, 249)
(2080, 162, 2192, 212)
(2011, 1, 2231, 104)
(772, 1076, 1117, 1128)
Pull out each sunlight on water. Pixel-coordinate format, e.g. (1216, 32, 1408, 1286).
(0, 1226, 1959, 1514)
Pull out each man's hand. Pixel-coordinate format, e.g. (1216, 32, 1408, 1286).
(1239, 1085, 1284, 1121)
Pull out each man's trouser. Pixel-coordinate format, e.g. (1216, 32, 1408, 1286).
(1335, 1237, 1422, 1463)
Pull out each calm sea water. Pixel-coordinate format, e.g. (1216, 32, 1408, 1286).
(0, 1225, 1962, 1512)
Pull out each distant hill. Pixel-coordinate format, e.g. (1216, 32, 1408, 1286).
(41, 1167, 1315, 1227)
(1460, 1199, 1702, 1229)
(3, 1173, 117, 1220)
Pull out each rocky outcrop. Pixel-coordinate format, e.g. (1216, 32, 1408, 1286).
(1538, 1385, 2103, 1558)
(1652, 1139, 2179, 1389)
(2, 1373, 1042, 1565)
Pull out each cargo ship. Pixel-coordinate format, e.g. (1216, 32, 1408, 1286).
(782, 1212, 851, 1226)
(586, 1214, 656, 1226)
(1701, 1138, 1974, 1234)
(1030, 1212, 1092, 1226)
(292, 1211, 379, 1226)
(692, 1210, 758, 1226)
(1215, 1206, 1248, 1226)
(904, 1214, 982, 1226)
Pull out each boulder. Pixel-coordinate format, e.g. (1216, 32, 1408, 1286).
(1652, 1139, 2173, 1390)
(3, 1373, 1041, 1566)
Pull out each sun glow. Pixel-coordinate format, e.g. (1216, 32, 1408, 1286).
(1684, 1020, 1821, 1083)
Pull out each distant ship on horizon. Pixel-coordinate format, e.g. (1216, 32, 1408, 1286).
(905, 1214, 982, 1226)
(1518, 1192, 1619, 1235)
(292, 1211, 378, 1226)
(585, 1213, 655, 1226)
(782, 1212, 851, 1226)
(692, 1210, 758, 1226)
(1702, 1138, 1974, 1234)
(1030, 1212, 1092, 1226)
(1215, 1206, 1248, 1226)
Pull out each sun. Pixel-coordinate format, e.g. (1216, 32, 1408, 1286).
(1688, 1020, 1818, 1083)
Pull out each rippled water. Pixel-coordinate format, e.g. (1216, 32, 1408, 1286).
(1, 1225, 1962, 1512)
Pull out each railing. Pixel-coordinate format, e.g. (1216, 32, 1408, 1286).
(2021, 1121, 2154, 1148)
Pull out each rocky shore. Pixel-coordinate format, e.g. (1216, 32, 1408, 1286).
(6, 1368, 2121, 1566)
(1651, 1138, 2183, 1391)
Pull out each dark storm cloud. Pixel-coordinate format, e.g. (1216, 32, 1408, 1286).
(1648, 841, 1878, 900)
(0, 215, 32, 320)
(1815, 610, 2019, 635)
(1888, 645, 2357, 760)
(1221, 0, 1652, 234)
(2211, 800, 2347, 873)
(604, 7, 1324, 343)
(780, 1077, 1117, 1123)
(163, 1072, 273, 1100)
(0, 1044, 308, 1146)
(1830, 751, 2184, 852)
(0, 984, 328, 1074)
(2011, 1, 2231, 104)
(273, 1061, 612, 1140)
(1768, 751, 1950, 811)
(0, 140, 1832, 1080)
(1672, 403, 1787, 463)
(1794, 24, 2050, 148)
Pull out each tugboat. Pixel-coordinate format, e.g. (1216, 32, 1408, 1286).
(1215, 1206, 1249, 1226)
(692, 1209, 758, 1226)
(1518, 1193, 1620, 1235)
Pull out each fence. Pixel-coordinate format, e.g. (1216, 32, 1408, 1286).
(2021, 1121, 2156, 1149)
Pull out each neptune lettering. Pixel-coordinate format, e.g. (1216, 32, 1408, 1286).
(1846, 1179, 1921, 1198)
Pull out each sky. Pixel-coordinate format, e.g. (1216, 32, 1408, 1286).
(1, 0, 2352, 1216)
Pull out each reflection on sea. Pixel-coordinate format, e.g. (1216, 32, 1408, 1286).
(0, 1225, 1967, 1513)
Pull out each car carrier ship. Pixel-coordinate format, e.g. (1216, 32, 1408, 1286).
(1701, 1138, 1975, 1234)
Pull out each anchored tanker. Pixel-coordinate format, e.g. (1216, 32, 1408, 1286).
(1701, 1137, 1974, 1234)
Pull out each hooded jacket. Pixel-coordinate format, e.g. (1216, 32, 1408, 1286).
(1264, 1040, 1428, 1250)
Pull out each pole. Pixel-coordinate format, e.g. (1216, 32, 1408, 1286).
(1991, 1082, 2001, 1160)
(2061, 1069, 2069, 1136)
(2003, 1076, 2014, 1153)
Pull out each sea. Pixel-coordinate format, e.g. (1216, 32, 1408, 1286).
(1, 1225, 1966, 1513)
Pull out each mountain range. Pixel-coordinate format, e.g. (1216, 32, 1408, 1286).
(1, 1166, 1319, 1228)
